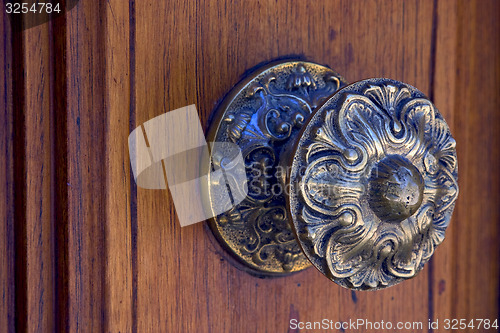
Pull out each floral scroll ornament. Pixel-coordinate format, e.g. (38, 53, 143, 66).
(209, 62, 347, 274)
(289, 79, 458, 290)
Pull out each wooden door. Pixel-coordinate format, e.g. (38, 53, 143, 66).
(1, 0, 499, 332)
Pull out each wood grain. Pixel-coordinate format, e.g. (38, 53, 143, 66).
(103, 0, 133, 331)
(64, 1, 107, 331)
(4, 12, 57, 333)
(1, 0, 498, 332)
(451, 0, 500, 321)
(0, 8, 15, 333)
(21, 21, 55, 333)
(431, 0, 458, 324)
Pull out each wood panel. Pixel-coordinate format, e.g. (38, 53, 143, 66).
(64, 2, 107, 331)
(104, 0, 133, 332)
(431, 0, 458, 324)
(20, 20, 54, 333)
(0, 0, 498, 332)
(0, 8, 15, 333)
(134, 1, 434, 332)
(2, 11, 57, 333)
(451, 0, 500, 321)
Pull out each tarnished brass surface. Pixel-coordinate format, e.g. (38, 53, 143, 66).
(287, 79, 458, 289)
(206, 61, 458, 287)
(206, 60, 347, 275)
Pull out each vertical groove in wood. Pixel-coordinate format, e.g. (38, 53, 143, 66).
(12, 22, 27, 333)
(128, 1, 138, 332)
(0, 10, 15, 333)
(50, 12, 69, 333)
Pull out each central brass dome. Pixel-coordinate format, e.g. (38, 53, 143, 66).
(368, 155, 424, 223)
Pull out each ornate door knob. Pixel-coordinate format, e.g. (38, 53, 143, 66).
(205, 60, 458, 290)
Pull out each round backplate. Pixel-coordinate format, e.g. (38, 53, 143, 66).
(205, 60, 347, 275)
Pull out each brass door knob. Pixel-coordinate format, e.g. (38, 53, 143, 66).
(205, 60, 458, 290)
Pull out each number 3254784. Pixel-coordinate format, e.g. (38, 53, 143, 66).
(5, 2, 61, 14)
